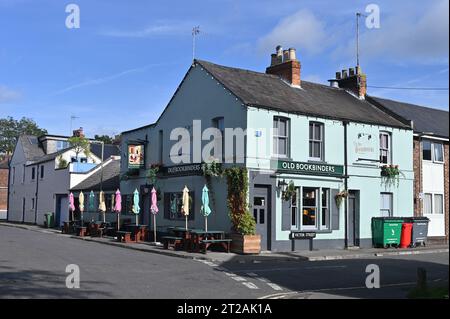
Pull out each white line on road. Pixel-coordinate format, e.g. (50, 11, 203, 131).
(231, 276, 247, 282)
(242, 282, 259, 289)
(267, 283, 283, 291)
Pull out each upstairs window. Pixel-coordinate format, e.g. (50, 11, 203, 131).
(379, 132, 391, 164)
(56, 140, 69, 151)
(273, 117, 289, 158)
(423, 140, 444, 163)
(309, 122, 324, 161)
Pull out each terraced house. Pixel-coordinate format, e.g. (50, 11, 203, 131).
(119, 46, 415, 252)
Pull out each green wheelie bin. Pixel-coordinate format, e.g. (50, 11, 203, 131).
(371, 217, 404, 248)
(44, 213, 55, 228)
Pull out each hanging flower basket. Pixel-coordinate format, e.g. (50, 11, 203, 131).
(335, 190, 348, 207)
(381, 164, 402, 188)
(282, 180, 296, 202)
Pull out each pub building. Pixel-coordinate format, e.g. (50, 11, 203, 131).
(119, 46, 414, 251)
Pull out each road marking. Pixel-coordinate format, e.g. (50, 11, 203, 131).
(242, 282, 259, 289)
(267, 283, 283, 291)
(231, 276, 247, 282)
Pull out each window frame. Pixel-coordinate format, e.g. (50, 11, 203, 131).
(273, 116, 290, 158)
(31, 167, 36, 181)
(380, 192, 393, 217)
(301, 187, 319, 230)
(164, 191, 195, 221)
(309, 122, 324, 161)
(290, 188, 298, 229)
(321, 188, 330, 230)
(379, 132, 392, 165)
(434, 194, 444, 214)
(432, 142, 444, 163)
(40, 165, 44, 179)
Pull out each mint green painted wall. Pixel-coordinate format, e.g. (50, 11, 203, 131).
(246, 107, 414, 242)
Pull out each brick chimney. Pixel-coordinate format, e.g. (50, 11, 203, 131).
(329, 66, 367, 99)
(266, 45, 301, 88)
(72, 127, 85, 138)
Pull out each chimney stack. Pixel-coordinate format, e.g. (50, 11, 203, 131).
(266, 46, 301, 87)
(72, 127, 85, 138)
(329, 66, 367, 98)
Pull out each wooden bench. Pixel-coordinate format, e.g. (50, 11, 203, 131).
(162, 236, 183, 250)
(116, 231, 132, 243)
(199, 239, 232, 254)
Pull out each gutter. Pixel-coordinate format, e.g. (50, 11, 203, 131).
(6, 157, 11, 221)
(34, 164, 40, 225)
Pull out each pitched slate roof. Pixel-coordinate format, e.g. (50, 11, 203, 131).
(195, 60, 410, 129)
(90, 144, 120, 160)
(369, 96, 449, 138)
(19, 135, 45, 161)
(71, 158, 120, 191)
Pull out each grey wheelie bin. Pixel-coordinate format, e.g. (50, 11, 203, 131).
(405, 217, 430, 247)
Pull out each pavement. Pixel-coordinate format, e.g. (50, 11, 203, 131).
(0, 223, 448, 299)
(0, 222, 448, 263)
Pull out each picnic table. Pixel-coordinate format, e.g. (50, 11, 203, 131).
(162, 228, 231, 253)
(189, 230, 231, 254)
(124, 224, 148, 242)
(89, 221, 109, 237)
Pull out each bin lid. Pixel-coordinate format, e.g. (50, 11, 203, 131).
(404, 217, 430, 222)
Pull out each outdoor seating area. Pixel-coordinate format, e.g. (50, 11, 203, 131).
(162, 227, 232, 254)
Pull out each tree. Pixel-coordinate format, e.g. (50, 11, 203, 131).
(68, 136, 91, 162)
(94, 134, 114, 144)
(0, 116, 47, 155)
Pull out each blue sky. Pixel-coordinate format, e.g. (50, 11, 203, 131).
(0, 0, 448, 137)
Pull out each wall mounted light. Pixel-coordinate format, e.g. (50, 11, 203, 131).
(277, 179, 288, 192)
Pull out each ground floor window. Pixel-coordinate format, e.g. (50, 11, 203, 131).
(164, 192, 195, 221)
(291, 189, 298, 227)
(321, 188, 330, 229)
(380, 193, 393, 217)
(302, 187, 318, 229)
(423, 193, 444, 215)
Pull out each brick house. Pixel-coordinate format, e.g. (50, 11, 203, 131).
(0, 157, 9, 219)
(369, 97, 449, 243)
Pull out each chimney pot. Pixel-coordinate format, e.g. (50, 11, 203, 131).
(335, 72, 341, 80)
(270, 53, 278, 66)
(288, 48, 296, 61)
(283, 50, 290, 62)
(349, 68, 355, 77)
(342, 69, 348, 78)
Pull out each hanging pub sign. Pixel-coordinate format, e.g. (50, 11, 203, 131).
(273, 160, 344, 177)
(128, 144, 145, 169)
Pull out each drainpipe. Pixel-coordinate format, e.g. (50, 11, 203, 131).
(6, 157, 11, 221)
(34, 164, 40, 225)
(343, 121, 349, 248)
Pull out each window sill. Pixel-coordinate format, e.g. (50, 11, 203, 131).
(307, 159, 327, 164)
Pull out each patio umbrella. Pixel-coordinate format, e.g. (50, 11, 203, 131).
(150, 187, 159, 243)
(132, 188, 140, 225)
(201, 185, 212, 232)
(69, 192, 75, 221)
(79, 191, 85, 223)
(88, 190, 95, 222)
(182, 186, 190, 230)
(99, 191, 106, 222)
(114, 189, 122, 231)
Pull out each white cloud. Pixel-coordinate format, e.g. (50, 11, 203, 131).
(335, 0, 449, 64)
(258, 10, 329, 55)
(0, 85, 21, 103)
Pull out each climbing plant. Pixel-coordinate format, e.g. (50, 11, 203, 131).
(224, 166, 255, 235)
(201, 159, 223, 210)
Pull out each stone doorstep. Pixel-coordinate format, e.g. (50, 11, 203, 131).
(1, 222, 448, 263)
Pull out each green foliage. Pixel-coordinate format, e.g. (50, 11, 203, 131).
(68, 136, 91, 161)
(0, 116, 47, 155)
(94, 134, 114, 144)
(381, 164, 403, 188)
(146, 163, 161, 185)
(202, 160, 223, 177)
(56, 155, 68, 169)
(224, 166, 255, 235)
(408, 286, 449, 299)
(236, 210, 256, 236)
(282, 180, 296, 201)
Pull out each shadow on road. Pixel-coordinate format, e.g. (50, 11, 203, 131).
(218, 253, 449, 299)
(0, 260, 113, 299)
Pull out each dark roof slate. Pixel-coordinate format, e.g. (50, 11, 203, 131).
(195, 60, 410, 129)
(71, 159, 120, 191)
(369, 96, 449, 138)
